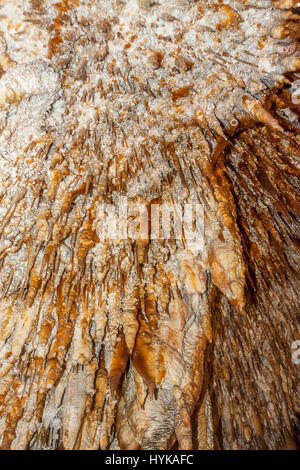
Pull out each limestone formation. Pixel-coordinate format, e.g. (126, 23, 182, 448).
(0, 0, 299, 450)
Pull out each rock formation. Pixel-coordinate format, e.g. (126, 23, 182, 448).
(0, 0, 299, 450)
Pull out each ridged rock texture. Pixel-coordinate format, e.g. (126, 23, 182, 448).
(0, 0, 299, 450)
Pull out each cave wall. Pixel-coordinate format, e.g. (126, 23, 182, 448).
(0, 0, 299, 450)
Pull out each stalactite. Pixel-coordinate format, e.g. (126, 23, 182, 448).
(0, 0, 299, 450)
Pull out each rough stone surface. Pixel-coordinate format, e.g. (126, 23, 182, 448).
(0, 0, 299, 450)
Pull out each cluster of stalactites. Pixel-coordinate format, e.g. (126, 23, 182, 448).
(0, 0, 299, 450)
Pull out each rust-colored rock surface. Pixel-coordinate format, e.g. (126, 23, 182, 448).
(0, 0, 299, 450)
